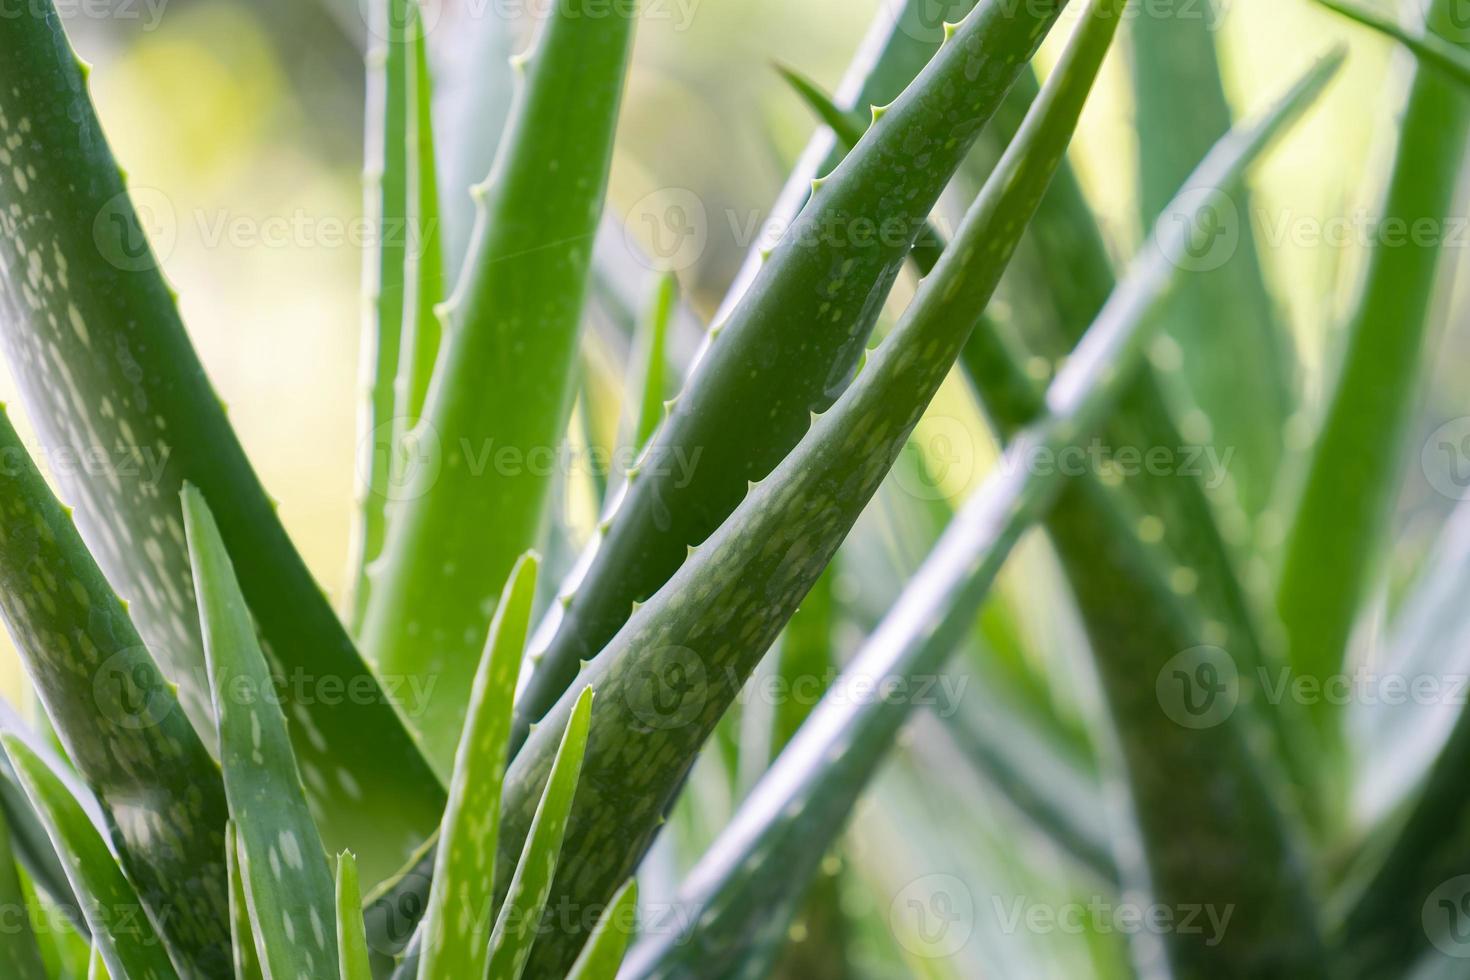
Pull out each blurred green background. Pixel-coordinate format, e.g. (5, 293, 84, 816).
(2, 0, 1465, 742)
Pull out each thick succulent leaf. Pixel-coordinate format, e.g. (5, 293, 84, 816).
(226, 824, 263, 980)
(3, 737, 179, 980)
(487, 686, 594, 980)
(398, 22, 446, 430)
(0, 700, 83, 928)
(183, 487, 339, 980)
(1338, 519, 1470, 968)
(968, 33, 1323, 822)
(565, 878, 637, 980)
(417, 555, 538, 980)
(1349, 502, 1470, 825)
(350, 0, 414, 627)
(1315, 0, 1470, 87)
(494, 3, 1118, 971)
(0, 411, 230, 973)
(621, 275, 677, 456)
(89, 946, 110, 980)
(0, 808, 48, 980)
(0, 0, 445, 881)
(1129, 5, 1296, 521)
(630, 50, 1343, 979)
(715, 0, 982, 317)
(360, 0, 638, 773)
(1278, 0, 1470, 723)
(336, 852, 373, 980)
(513, 0, 1064, 763)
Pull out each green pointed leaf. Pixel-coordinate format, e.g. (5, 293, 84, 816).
(0, 701, 83, 930)
(226, 823, 262, 980)
(398, 20, 446, 431)
(623, 274, 677, 455)
(1278, 0, 1470, 730)
(361, 0, 639, 773)
(336, 852, 373, 980)
(183, 486, 339, 980)
(565, 878, 637, 980)
(513, 0, 1066, 776)
(1130, 3, 1296, 521)
(0, 0, 445, 881)
(497, 3, 1114, 971)
(0, 808, 48, 980)
(3, 737, 179, 980)
(89, 945, 110, 980)
(350, 0, 414, 628)
(1315, 0, 1470, 87)
(487, 686, 594, 980)
(0, 410, 230, 973)
(417, 554, 538, 980)
(626, 45, 1344, 980)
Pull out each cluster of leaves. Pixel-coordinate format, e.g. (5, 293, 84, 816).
(0, 0, 1467, 977)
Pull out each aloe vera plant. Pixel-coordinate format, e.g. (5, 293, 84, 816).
(3, 0, 1470, 977)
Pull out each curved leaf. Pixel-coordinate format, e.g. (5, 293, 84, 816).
(0, 0, 445, 882)
(4, 737, 179, 980)
(183, 487, 339, 980)
(361, 0, 639, 773)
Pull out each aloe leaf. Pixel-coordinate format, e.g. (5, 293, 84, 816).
(226, 824, 263, 980)
(1315, 0, 1470, 87)
(1337, 523, 1470, 968)
(628, 48, 1343, 979)
(0, 411, 230, 973)
(715, 0, 982, 318)
(183, 487, 339, 980)
(1278, 0, 1470, 723)
(622, 274, 677, 456)
(89, 946, 110, 980)
(350, 0, 414, 627)
(1129, 3, 1296, 522)
(3, 737, 179, 980)
(495, 4, 1118, 972)
(416, 554, 538, 980)
(0, 808, 48, 980)
(0, 702, 81, 928)
(565, 878, 637, 980)
(513, 0, 1067, 762)
(487, 686, 594, 980)
(398, 20, 446, 430)
(0, 0, 446, 880)
(360, 1, 638, 773)
(337, 852, 373, 980)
